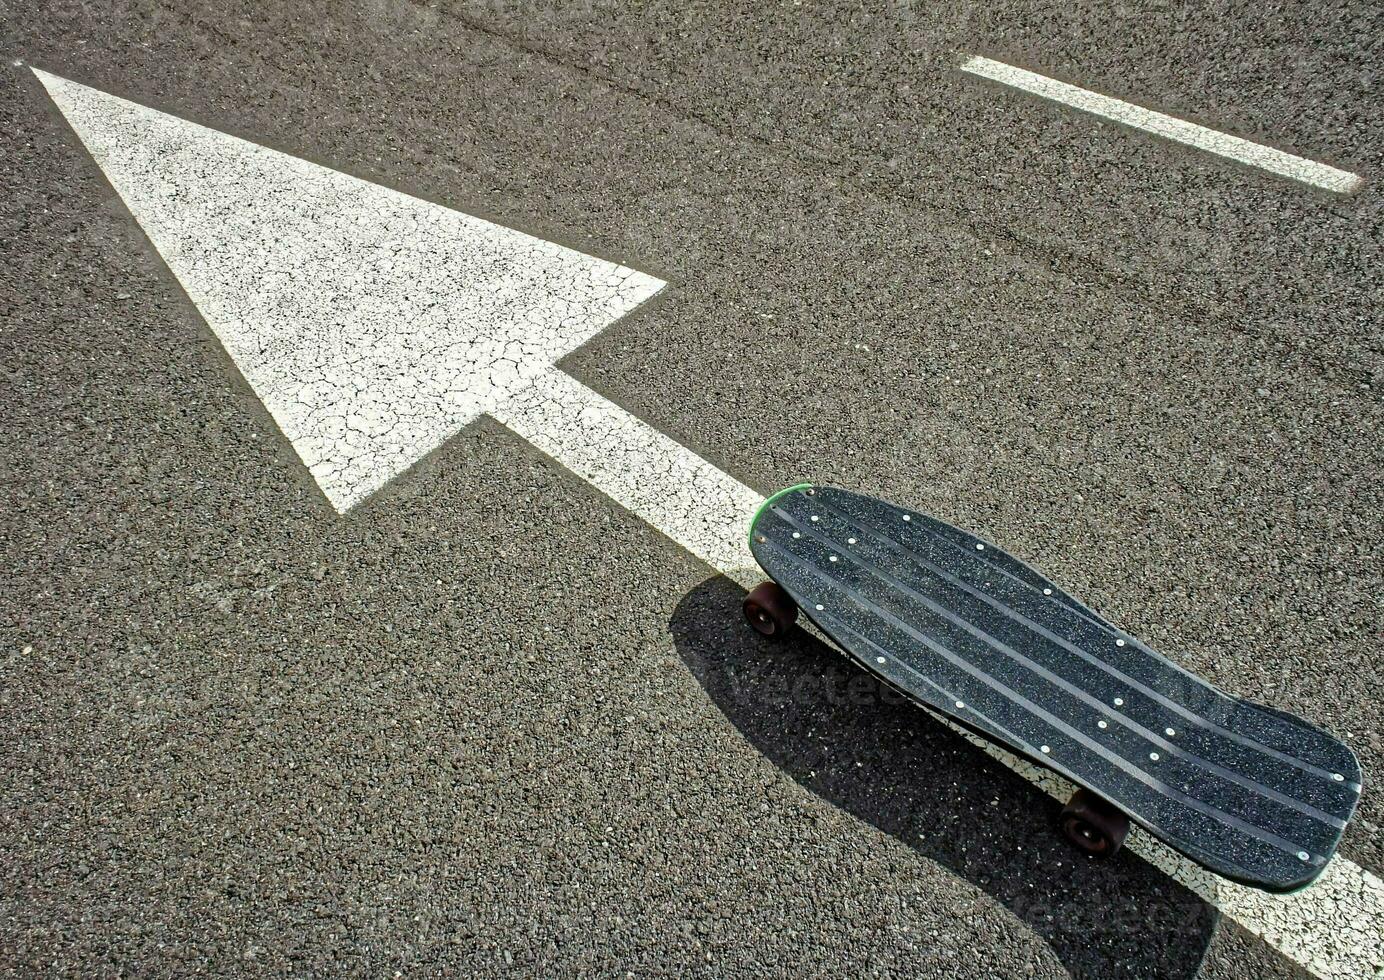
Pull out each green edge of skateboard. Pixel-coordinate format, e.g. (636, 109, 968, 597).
(747, 482, 813, 548)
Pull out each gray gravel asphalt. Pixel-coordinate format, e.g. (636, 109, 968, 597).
(1, 0, 1377, 976)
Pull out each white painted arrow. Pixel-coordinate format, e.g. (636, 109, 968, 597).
(35, 70, 661, 512)
(36, 68, 761, 570)
(36, 69, 1383, 980)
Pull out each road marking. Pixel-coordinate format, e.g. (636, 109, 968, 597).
(34, 68, 664, 512)
(959, 55, 1364, 194)
(492, 368, 761, 576)
(36, 68, 1382, 978)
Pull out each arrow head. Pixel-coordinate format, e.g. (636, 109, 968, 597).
(36, 69, 664, 511)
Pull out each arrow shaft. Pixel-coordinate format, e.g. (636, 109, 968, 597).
(490, 368, 762, 582)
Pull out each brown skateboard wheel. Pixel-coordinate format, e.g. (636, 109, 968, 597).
(1060, 788, 1131, 857)
(743, 581, 798, 638)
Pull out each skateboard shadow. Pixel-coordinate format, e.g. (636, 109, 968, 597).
(669, 575, 1216, 980)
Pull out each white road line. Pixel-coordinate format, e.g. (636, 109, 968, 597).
(492, 369, 762, 578)
(959, 55, 1364, 194)
(37, 67, 1383, 979)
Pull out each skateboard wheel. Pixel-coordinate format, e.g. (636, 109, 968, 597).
(743, 582, 798, 639)
(1060, 788, 1130, 857)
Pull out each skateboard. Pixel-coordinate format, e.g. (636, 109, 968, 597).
(743, 484, 1361, 892)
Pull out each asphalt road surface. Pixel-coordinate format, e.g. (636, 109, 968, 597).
(1, 1, 1380, 977)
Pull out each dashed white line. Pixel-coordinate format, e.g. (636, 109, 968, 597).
(959, 55, 1364, 194)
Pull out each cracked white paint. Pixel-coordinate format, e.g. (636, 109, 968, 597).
(35, 69, 664, 512)
(37, 68, 1382, 979)
(492, 369, 761, 575)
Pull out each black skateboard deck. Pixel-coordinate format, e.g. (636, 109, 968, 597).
(745, 484, 1361, 892)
